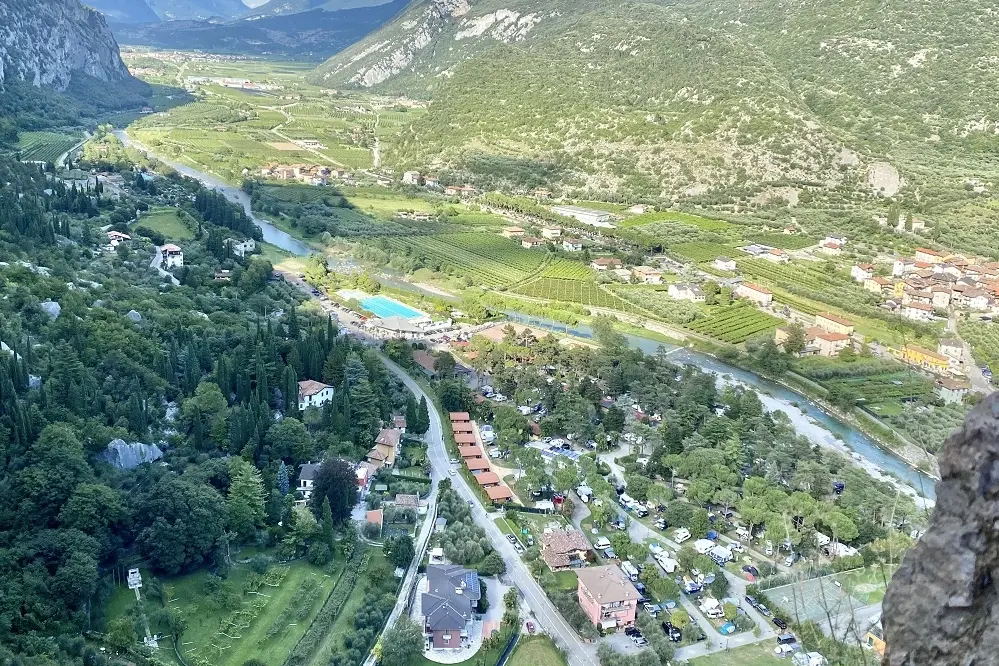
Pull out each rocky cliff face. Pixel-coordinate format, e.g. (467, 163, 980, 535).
(0, 0, 132, 92)
(310, 0, 478, 89)
(883, 393, 999, 664)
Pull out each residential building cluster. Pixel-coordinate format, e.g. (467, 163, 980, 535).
(855, 249, 999, 319)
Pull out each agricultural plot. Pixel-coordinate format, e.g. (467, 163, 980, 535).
(514, 278, 639, 311)
(16, 131, 79, 163)
(823, 372, 933, 404)
(747, 232, 817, 250)
(541, 258, 595, 280)
(670, 242, 734, 262)
(380, 233, 546, 286)
(959, 320, 999, 373)
(875, 401, 970, 454)
(619, 210, 734, 231)
(136, 208, 194, 240)
(105, 557, 342, 666)
(687, 303, 782, 343)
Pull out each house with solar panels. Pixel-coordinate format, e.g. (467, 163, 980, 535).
(421, 564, 481, 649)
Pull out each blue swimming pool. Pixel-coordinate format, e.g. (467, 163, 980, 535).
(359, 295, 425, 320)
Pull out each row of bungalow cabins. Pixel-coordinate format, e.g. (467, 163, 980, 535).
(450, 412, 513, 503)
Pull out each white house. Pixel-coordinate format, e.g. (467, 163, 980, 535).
(161, 244, 184, 268)
(562, 238, 583, 252)
(298, 379, 334, 411)
(937, 378, 971, 404)
(541, 227, 562, 240)
(764, 248, 789, 264)
(851, 264, 874, 282)
(228, 238, 256, 257)
(551, 205, 615, 228)
(817, 241, 842, 256)
(736, 282, 773, 306)
(823, 235, 848, 247)
(402, 171, 423, 185)
(632, 266, 663, 284)
(107, 230, 131, 248)
(713, 257, 736, 272)
(298, 461, 321, 501)
(901, 302, 934, 322)
(668, 283, 704, 302)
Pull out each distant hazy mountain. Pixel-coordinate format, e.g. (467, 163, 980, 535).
(145, 0, 248, 21)
(85, 0, 161, 24)
(114, 0, 409, 59)
(247, 0, 396, 17)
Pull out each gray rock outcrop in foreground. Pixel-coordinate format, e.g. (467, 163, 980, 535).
(884, 394, 999, 664)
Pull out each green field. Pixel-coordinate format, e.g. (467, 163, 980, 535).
(137, 207, 195, 240)
(688, 302, 782, 343)
(105, 556, 343, 666)
(380, 233, 547, 286)
(508, 635, 567, 666)
(16, 131, 80, 163)
(671, 242, 736, 262)
(514, 278, 640, 311)
(620, 211, 735, 231)
(689, 641, 782, 666)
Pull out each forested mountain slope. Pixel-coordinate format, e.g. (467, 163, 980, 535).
(311, 0, 999, 201)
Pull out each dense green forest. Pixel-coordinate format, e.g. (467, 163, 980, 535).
(0, 153, 407, 665)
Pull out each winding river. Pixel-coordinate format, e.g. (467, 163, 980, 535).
(119, 129, 936, 502)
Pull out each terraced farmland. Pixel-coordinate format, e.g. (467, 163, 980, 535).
(380, 233, 546, 286)
(17, 132, 79, 163)
(687, 303, 782, 343)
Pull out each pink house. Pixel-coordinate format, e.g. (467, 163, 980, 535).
(576, 565, 640, 630)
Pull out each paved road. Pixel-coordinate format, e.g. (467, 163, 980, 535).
(361, 356, 441, 666)
(378, 356, 600, 666)
(947, 311, 992, 394)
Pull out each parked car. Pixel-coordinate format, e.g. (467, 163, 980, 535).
(506, 534, 517, 544)
(673, 528, 691, 543)
(773, 617, 788, 631)
(745, 595, 759, 609)
(526, 621, 536, 634)
(624, 627, 640, 637)
(661, 622, 682, 642)
(742, 565, 759, 577)
(757, 604, 772, 617)
(448, 469, 456, 476)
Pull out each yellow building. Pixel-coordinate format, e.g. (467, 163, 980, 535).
(864, 615, 886, 659)
(815, 312, 855, 336)
(900, 344, 950, 374)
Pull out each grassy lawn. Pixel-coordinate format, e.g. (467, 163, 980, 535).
(689, 640, 782, 666)
(259, 242, 307, 273)
(137, 207, 194, 240)
(105, 554, 343, 666)
(495, 516, 515, 536)
(346, 194, 436, 218)
(552, 570, 578, 591)
(508, 635, 567, 666)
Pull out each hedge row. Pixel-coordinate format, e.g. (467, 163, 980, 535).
(283, 548, 370, 666)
